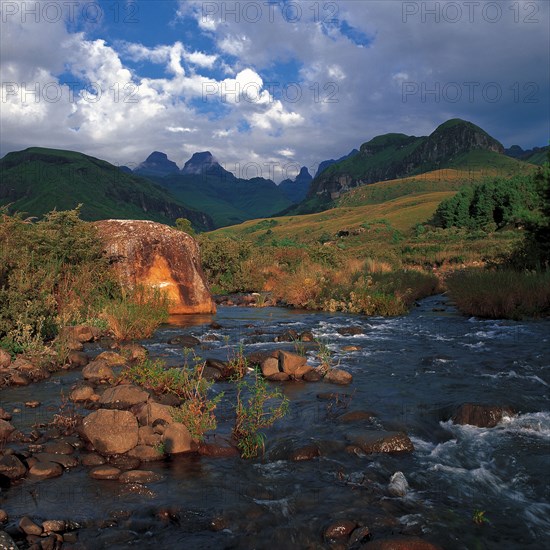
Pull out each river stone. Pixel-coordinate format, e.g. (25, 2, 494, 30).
(324, 369, 353, 385)
(303, 369, 323, 382)
(109, 455, 142, 470)
(342, 345, 361, 352)
(294, 364, 314, 379)
(0, 455, 26, 480)
(29, 461, 63, 479)
(42, 440, 74, 455)
(0, 530, 17, 550)
(81, 453, 106, 466)
(0, 409, 11, 421)
(203, 365, 224, 382)
(279, 351, 307, 376)
(0, 510, 6, 523)
(34, 453, 79, 469)
(59, 325, 95, 343)
(364, 537, 442, 550)
(168, 335, 200, 347)
(8, 372, 30, 386)
(89, 465, 121, 480)
(349, 526, 371, 546)
(81, 409, 139, 455)
(99, 385, 149, 409)
(127, 445, 164, 462)
(19, 516, 42, 536)
(118, 470, 162, 484)
(67, 350, 89, 367)
(82, 361, 114, 382)
(11, 357, 36, 373)
(350, 431, 414, 454)
(197, 442, 239, 458)
(95, 351, 126, 366)
(135, 402, 174, 426)
(41, 520, 66, 533)
(300, 331, 315, 342)
(119, 343, 148, 362)
(290, 444, 320, 461)
(451, 403, 514, 428)
(337, 410, 376, 423)
(324, 520, 357, 540)
(0, 421, 15, 442)
(261, 357, 280, 377)
(0, 350, 10, 368)
(266, 372, 290, 382)
(337, 326, 363, 336)
(388, 471, 409, 497)
(69, 383, 96, 402)
(163, 423, 192, 454)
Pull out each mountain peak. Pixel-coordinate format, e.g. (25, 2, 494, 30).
(135, 151, 180, 176)
(181, 151, 217, 175)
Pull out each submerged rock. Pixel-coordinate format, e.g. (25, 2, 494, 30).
(324, 369, 353, 385)
(451, 403, 514, 428)
(388, 471, 410, 497)
(365, 537, 442, 549)
(324, 519, 357, 541)
(349, 431, 414, 454)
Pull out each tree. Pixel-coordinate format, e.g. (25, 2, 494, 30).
(175, 218, 196, 236)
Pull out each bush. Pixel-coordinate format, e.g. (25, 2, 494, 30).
(446, 269, 550, 319)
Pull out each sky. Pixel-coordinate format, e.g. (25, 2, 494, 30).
(1, 0, 549, 181)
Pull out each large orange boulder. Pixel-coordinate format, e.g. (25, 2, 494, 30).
(94, 220, 215, 314)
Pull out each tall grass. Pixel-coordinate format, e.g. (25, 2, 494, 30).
(446, 269, 550, 319)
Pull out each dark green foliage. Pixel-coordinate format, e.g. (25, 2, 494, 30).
(431, 175, 541, 230)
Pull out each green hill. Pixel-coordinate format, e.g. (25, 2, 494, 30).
(0, 148, 213, 229)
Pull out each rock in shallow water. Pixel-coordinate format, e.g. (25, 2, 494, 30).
(81, 409, 138, 455)
(349, 431, 414, 454)
(451, 403, 514, 428)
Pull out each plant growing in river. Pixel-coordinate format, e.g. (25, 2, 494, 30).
(472, 509, 488, 525)
(315, 339, 338, 375)
(233, 373, 289, 459)
(227, 343, 248, 380)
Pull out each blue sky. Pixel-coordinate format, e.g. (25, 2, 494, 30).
(1, 0, 548, 180)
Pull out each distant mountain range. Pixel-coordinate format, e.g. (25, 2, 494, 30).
(0, 119, 543, 230)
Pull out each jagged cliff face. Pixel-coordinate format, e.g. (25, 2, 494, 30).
(310, 120, 505, 198)
(94, 220, 216, 315)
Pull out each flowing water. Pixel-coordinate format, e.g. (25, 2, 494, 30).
(1, 296, 549, 549)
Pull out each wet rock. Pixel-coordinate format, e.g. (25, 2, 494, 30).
(109, 455, 141, 471)
(69, 383, 96, 403)
(67, 350, 89, 368)
(99, 384, 149, 409)
(95, 351, 126, 366)
(127, 444, 164, 462)
(41, 520, 66, 534)
(364, 537, 442, 550)
(324, 519, 357, 540)
(0, 420, 15, 442)
(168, 335, 200, 347)
(290, 444, 320, 461)
(135, 402, 174, 426)
(24, 401, 40, 408)
(119, 343, 148, 362)
(118, 470, 162, 484)
(300, 331, 315, 342)
(294, 364, 314, 379)
(324, 369, 353, 385)
(203, 365, 224, 382)
(0, 510, 6, 523)
(388, 471, 409, 497)
(451, 403, 514, 428)
(81, 409, 139, 455)
(337, 410, 376, 423)
(197, 442, 239, 458)
(275, 329, 299, 342)
(0, 530, 17, 549)
(266, 372, 290, 382)
(349, 526, 371, 546)
(342, 345, 361, 352)
(350, 431, 414, 454)
(82, 361, 114, 382)
(89, 465, 121, 480)
(337, 326, 363, 336)
(34, 453, 78, 469)
(81, 453, 105, 467)
(163, 423, 192, 454)
(8, 372, 30, 386)
(29, 461, 63, 479)
(11, 357, 37, 373)
(261, 357, 280, 377)
(279, 351, 307, 376)
(303, 369, 323, 382)
(210, 321, 222, 329)
(0, 454, 27, 480)
(19, 517, 42, 536)
(95, 219, 216, 314)
(0, 409, 11, 421)
(0, 350, 10, 369)
(317, 392, 352, 401)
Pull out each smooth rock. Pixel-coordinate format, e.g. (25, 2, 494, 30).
(168, 335, 200, 347)
(109, 456, 141, 470)
(82, 361, 114, 382)
(59, 325, 95, 344)
(0, 350, 10, 369)
(127, 444, 164, 462)
(337, 326, 363, 336)
(349, 526, 371, 546)
(138, 426, 161, 447)
(19, 517, 42, 536)
(135, 402, 174, 426)
(279, 351, 307, 376)
(0, 530, 17, 549)
(81, 409, 138, 455)
(0, 421, 15, 442)
(67, 350, 89, 367)
(0, 510, 6, 523)
(324, 369, 353, 385)
(324, 520, 357, 540)
(365, 537, 442, 550)
(11, 357, 36, 372)
(41, 520, 66, 533)
(95, 351, 126, 366)
(119, 343, 148, 362)
(69, 383, 96, 402)
(34, 453, 78, 469)
(29, 461, 63, 479)
(388, 471, 409, 497)
(0, 455, 27, 480)
(99, 385, 149, 409)
(350, 431, 414, 454)
(337, 410, 375, 423)
(81, 453, 106, 467)
(290, 444, 320, 461)
(0, 409, 11, 421)
(89, 465, 121, 480)
(163, 423, 192, 454)
(197, 443, 239, 458)
(342, 345, 361, 352)
(303, 369, 323, 382)
(8, 372, 30, 386)
(261, 357, 280, 377)
(266, 372, 290, 382)
(452, 403, 514, 428)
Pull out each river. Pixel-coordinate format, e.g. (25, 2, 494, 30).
(1, 295, 549, 549)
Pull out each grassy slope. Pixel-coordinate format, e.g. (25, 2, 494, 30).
(0, 147, 207, 226)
